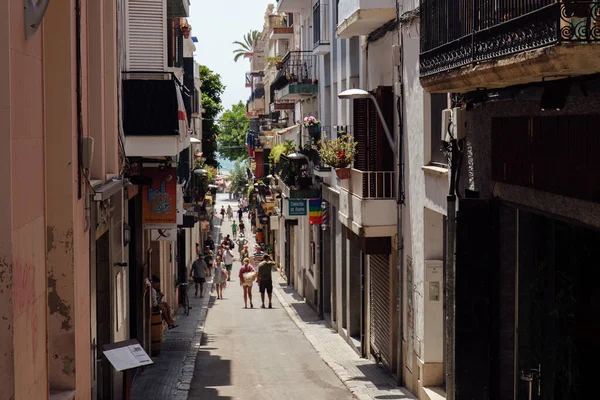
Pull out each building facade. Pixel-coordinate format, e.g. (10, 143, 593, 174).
(421, 1, 600, 399)
(0, 0, 203, 399)
(250, 1, 451, 399)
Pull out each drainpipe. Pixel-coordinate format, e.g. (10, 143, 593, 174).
(395, 28, 405, 387)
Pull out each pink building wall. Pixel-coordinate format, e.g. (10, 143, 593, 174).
(0, 1, 122, 398)
(0, 2, 49, 399)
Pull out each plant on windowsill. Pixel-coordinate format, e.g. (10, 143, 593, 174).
(318, 134, 357, 179)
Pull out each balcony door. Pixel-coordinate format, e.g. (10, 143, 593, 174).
(353, 86, 395, 197)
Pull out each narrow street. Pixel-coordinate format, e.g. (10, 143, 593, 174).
(189, 194, 353, 400)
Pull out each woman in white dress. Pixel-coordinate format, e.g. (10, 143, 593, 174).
(213, 256, 227, 299)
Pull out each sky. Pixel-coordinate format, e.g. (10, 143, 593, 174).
(189, 0, 273, 113)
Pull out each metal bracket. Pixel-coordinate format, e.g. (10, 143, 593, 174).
(24, 0, 50, 40)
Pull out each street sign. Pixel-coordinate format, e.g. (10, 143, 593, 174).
(288, 199, 307, 216)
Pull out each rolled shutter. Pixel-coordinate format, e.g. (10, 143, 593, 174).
(370, 253, 392, 369)
(353, 98, 369, 172)
(126, 0, 166, 71)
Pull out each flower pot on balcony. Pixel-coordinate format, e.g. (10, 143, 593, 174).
(335, 167, 350, 179)
(307, 125, 321, 135)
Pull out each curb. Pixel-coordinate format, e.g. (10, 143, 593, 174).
(175, 282, 213, 399)
(272, 283, 363, 400)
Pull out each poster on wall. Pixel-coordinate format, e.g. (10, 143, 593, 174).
(142, 167, 177, 227)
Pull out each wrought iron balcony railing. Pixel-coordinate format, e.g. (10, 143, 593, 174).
(272, 51, 317, 91)
(313, 1, 331, 48)
(420, 1, 600, 76)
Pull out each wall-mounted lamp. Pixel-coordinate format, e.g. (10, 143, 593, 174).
(338, 89, 396, 155)
(24, 0, 50, 39)
(123, 223, 131, 247)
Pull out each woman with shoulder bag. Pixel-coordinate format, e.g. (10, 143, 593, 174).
(238, 258, 256, 309)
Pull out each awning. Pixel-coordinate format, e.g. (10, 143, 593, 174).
(123, 78, 188, 138)
(276, 124, 299, 136)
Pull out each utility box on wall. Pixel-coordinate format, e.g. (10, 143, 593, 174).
(423, 260, 444, 363)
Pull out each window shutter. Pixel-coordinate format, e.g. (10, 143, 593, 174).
(375, 86, 395, 172)
(353, 98, 368, 171)
(126, 0, 166, 71)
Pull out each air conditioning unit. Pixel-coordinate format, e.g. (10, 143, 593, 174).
(441, 107, 466, 142)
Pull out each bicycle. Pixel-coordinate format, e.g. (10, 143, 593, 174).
(178, 282, 190, 316)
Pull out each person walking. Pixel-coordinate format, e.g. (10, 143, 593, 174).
(239, 220, 245, 236)
(241, 245, 250, 263)
(239, 258, 256, 309)
(220, 206, 225, 220)
(205, 235, 215, 251)
(231, 221, 238, 239)
(191, 254, 209, 297)
(226, 205, 233, 221)
(257, 254, 275, 309)
(222, 245, 235, 281)
(213, 255, 227, 299)
(237, 207, 243, 222)
(204, 247, 214, 275)
(236, 238, 248, 258)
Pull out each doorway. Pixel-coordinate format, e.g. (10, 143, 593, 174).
(516, 213, 600, 399)
(95, 232, 112, 400)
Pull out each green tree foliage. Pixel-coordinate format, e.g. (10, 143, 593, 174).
(228, 159, 250, 195)
(217, 101, 249, 162)
(232, 30, 261, 62)
(199, 65, 225, 168)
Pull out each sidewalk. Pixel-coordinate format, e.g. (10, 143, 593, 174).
(131, 285, 211, 400)
(131, 215, 222, 400)
(271, 273, 416, 400)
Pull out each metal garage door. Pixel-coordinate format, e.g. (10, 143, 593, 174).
(370, 253, 391, 367)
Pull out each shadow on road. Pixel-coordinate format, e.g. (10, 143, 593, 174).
(188, 348, 233, 400)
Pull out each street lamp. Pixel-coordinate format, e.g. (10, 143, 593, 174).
(338, 89, 396, 155)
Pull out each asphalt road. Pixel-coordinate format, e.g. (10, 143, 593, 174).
(189, 194, 353, 400)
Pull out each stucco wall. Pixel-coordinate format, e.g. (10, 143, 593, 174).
(0, 1, 50, 399)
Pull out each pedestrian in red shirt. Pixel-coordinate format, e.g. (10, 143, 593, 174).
(239, 258, 256, 309)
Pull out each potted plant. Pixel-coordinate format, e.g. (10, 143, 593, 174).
(303, 116, 321, 135)
(318, 134, 357, 179)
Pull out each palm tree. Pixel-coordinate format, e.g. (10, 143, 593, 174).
(232, 30, 261, 62)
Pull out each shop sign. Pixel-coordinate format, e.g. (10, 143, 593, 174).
(150, 229, 177, 242)
(142, 167, 177, 227)
(288, 199, 307, 216)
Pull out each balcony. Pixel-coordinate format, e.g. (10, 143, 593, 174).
(277, 0, 311, 13)
(313, 1, 331, 55)
(336, 0, 397, 39)
(273, 155, 321, 199)
(272, 51, 319, 100)
(269, 15, 294, 40)
(122, 74, 190, 157)
(420, 1, 600, 93)
(338, 169, 397, 237)
(270, 100, 296, 111)
(167, 0, 190, 17)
